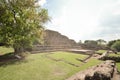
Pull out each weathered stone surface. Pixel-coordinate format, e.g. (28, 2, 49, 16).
(66, 60, 116, 80)
(32, 30, 79, 52)
(44, 30, 77, 46)
(100, 56, 120, 62)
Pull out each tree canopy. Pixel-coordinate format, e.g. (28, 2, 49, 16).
(0, 0, 49, 54)
(111, 41, 120, 52)
(84, 40, 97, 45)
(107, 39, 120, 52)
(96, 39, 106, 45)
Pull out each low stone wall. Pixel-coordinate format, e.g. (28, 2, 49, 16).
(66, 60, 116, 80)
(100, 56, 120, 62)
(67, 49, 95, 55)
(31, 45, 82, 53)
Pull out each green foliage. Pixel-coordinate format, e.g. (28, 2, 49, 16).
(83, 40, 100, 49)
(107, 40, 117, 48)
(111, 41, 120, 52)
(0, 0, 49, 54)
(96, 39, 106, 45)
(84, 40, 97, 45)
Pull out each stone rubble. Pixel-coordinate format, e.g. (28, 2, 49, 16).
(66, 60, 116, 80)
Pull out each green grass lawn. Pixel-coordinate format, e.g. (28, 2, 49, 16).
(96, 50, 107, 55)
(0, 46, 14, 55)
(0, 48, 102, 80)
(49, 51, 88, 65)
(108, 52, 120, 57)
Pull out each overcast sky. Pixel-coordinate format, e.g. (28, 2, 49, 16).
(39, 0, 120, 42)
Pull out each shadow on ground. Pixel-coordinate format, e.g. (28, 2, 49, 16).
(0, 53, 28, 67)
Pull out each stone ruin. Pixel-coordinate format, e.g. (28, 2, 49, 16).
(97, 51, 120, 62)
(84, 60, 115, 80)
(66, 60, 119, 80)
(44, 30, 77, 47)
(32, 29, 80, 53)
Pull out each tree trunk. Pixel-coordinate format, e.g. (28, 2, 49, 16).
(14, 48, 22, 54)
(14, 47, 25, 59)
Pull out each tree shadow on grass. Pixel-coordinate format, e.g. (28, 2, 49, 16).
(0, 53, 28, 67)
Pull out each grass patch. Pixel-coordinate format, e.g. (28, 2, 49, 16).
(0, 50, 102, 80)
(96, 50, 107, 55)
(108, 52, 120, 57)
(117, 63, 120, 72)
(0, 46, 14, 55)
(49, 51, 88, 65)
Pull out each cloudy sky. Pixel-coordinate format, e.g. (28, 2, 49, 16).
(40, 0, 120, 42)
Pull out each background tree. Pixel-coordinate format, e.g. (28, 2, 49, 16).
(78, 40, 82, 45)
(111, 40, 120, 52)
(84, 40, 97, 45)
(0, 0, 49, 55)
(81, 40, 107, 50)
(107, 40, 116, 48)
(97, 39, 106, 45)
(82, 40, 98, 50)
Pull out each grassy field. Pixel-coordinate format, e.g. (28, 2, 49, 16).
(96, 50, 107, 55)
(49, 52, 88, 65)
(0, 47, 102, 80)
(108, 52, 120, 57)
(0, 46, 14, 55)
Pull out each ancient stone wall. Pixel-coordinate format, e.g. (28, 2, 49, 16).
(44, 30, 77, 47)
(100, 56, 120, 62)
(32, 30, 80, 52)
(66, 60, 116, 80)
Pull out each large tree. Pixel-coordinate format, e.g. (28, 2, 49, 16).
(84, 40, 97, 45)
(96, 39, 106, 45)
(0, 0, 49, 55)
(111, 41, 120, 52)
(107, 40, 116, 48)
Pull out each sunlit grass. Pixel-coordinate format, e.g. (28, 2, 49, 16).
(0, 46, 14, 55)
(108, 52, 120, 57)
(117, 63, 120, 72)
(0, 49, 102, 80)
(96, 50, 107, 55)
(49, 51, 88, 65)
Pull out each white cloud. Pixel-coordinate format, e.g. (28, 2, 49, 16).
(37, 0, 46, 6)
(47, 0, 120, 42)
